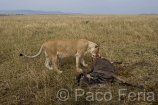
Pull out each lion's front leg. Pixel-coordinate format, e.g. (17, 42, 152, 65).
(81, 56, 88, 67)
(76, 55, 83, 72)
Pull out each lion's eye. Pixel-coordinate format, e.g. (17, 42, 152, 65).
(95, 45, 98, 48)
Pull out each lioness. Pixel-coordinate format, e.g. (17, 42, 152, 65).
(20, 39, 99, 73)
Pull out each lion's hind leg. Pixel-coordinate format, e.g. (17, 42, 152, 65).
(44, 51, 53, 70)
(51, 55, 63, 74)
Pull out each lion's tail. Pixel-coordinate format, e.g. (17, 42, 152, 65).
(19, 45, 43, 58)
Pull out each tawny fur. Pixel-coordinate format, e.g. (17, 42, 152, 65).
(20, 39, 99, 73)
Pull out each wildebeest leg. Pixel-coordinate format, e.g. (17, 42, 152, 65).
(75, 73, 84, 86)
(75, 67, 94, 86)
(108, 71, 144, 89)
(111, 61, 123, 64)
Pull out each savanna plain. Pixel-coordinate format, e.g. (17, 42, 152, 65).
(0, 15, 158, 105)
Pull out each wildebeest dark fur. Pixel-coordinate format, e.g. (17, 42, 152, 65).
(76, 58, 144, 89)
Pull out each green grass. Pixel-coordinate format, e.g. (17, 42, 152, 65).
(0, 15, 158, 105)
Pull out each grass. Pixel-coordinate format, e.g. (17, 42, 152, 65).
(0, 15, 158, 105)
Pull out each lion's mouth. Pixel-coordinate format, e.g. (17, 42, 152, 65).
(92, 53, 101, 60)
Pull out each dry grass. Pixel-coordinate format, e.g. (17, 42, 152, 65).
(0, 15, 158, 105)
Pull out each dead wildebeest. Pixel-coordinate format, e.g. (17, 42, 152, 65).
(76, 55, 144, 89)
